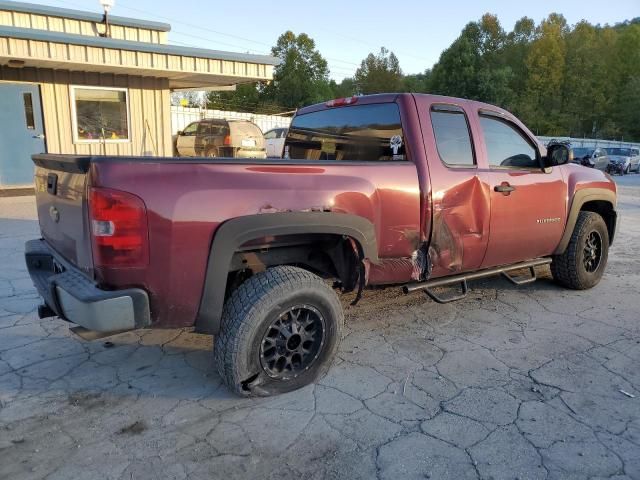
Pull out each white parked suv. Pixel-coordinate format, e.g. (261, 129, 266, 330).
(264, 127, 288, 158)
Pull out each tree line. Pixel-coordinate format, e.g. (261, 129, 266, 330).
(200, 14, 640, 141)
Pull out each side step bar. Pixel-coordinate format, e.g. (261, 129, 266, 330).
(402, 258, 552, 304)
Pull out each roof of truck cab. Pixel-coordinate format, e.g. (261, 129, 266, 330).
(295, 93, 509, 116)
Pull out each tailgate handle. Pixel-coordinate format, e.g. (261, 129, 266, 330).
(47, 173, 58, 195)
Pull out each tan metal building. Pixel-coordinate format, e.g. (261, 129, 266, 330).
(0, 0, 277, 188)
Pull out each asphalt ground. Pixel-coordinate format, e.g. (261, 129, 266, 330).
(1, 174, 639, 479)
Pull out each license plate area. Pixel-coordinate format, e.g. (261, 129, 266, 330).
(241, 139, 256, 148)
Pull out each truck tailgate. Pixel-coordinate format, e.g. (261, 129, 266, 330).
(32, 155, 94, 277)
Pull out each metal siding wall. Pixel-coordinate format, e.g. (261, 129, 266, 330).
(0, 66, 171, 156)
(0, 10, 166, 43)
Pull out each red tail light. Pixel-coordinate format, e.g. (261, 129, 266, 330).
(325, 96, 358, 107)
(223, 135, 232, 146)
(89, 187, 149, 268)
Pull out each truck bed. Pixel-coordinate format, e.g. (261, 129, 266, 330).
(32, 154, 421, 328)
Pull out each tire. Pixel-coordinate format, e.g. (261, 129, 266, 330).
(214, 266, 344, 397)
(624, 165, 630, 175)
(551, 211, 609, 290)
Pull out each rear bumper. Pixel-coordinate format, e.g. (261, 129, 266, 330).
(24, 239, 150, 332)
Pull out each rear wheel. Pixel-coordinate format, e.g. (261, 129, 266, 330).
(551, 211, 609, 290)
(214, 266, 344, 397)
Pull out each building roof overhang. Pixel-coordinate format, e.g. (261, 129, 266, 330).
(0, 25, 278, 89)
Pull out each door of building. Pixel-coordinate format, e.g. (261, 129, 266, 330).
(0, 83, 45, 187)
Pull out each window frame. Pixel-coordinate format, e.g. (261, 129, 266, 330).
(70, 85, 131, 144)
(430, 104, 477, 169)
(478, 110, 543, 171)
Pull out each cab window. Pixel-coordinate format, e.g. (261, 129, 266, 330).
(284, 103, 407, 161)
(480, 115, 539, 169)
(430, 106, 475, 167)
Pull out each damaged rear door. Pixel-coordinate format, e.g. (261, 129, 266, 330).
(415, 97, 492, 278)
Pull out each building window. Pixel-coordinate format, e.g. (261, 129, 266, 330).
(70, 86, 130, 143)
(23, 93, 35, 129)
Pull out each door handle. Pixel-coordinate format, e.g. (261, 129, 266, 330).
(33, 134, 45, 139)
(494, 183, 516, 195)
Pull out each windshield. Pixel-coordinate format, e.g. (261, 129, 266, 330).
(284, 103, 407, 161)
(572, 148, 593, 157)
(605, 148, 631, 156)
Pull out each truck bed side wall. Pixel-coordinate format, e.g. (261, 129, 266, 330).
(90, 159, 421, 328)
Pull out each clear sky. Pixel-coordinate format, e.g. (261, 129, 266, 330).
(27, 0, 640, 79)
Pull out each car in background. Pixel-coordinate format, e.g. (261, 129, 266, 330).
(571, 146, 610, 172)
(631, 148, 640, 173)
(605, 147, 636, 175)
(264, 127, 288, 158)
(176, 119, 266, 159)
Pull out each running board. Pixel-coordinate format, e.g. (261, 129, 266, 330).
(401, 258, 552, 304)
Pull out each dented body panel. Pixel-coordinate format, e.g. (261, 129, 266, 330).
(27, 93, 617, 332)
(89, 158, 421, 327)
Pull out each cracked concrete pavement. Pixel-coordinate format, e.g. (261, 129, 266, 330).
(1, 175, 639, 480)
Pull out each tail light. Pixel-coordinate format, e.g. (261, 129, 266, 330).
(325, 96, 358, 107)
(223, 135, 232, 146)
(89, 187, 149, 268)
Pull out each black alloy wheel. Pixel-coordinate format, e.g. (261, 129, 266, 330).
(583, 230, 602, 273)
(259, 305, 325, 379)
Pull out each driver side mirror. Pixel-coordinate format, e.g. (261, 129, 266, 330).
(177, 130, 184, 136)
(545, 143, 572, 168)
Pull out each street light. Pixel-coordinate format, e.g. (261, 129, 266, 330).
(98, 0, 115, 37)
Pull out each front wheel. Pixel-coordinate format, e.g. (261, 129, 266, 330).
(214, 266, 344, 396)
(551, 211, 609, 290)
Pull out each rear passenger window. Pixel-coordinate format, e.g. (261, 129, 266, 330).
(285, 103, 407, 162)
(480, 115, 539, 169)
(197, 123, 210, 135)
(430, 107, 475, 166)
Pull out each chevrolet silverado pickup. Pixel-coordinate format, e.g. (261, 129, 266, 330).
(26, 93, 618, 396)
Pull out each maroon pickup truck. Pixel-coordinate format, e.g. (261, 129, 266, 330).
(26, 94, 617, 396)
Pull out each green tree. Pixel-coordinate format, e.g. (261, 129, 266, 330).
(403, 71, 431, 93)
(206, 83, 261, 113)
(423, 12, 640, 141)
(611, 23, 640, 140)
(428, 32, 478, 98)
(521, 13, 568, 134)
(560, 22, 611, 137)
(264, 31, 332, 109)
(428, 15, 512, 105)
(503, 17, 535, 108)
(329, 78, 357, 98)
(353, 47, 403, 94)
